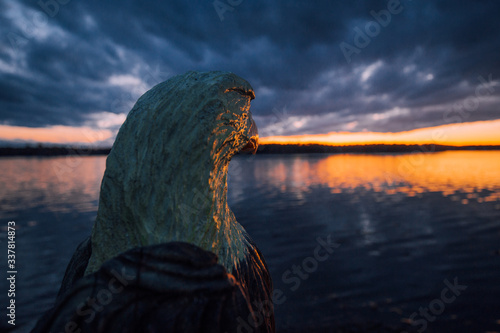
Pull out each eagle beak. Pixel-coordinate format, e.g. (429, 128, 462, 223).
(240, 118, 259, 154)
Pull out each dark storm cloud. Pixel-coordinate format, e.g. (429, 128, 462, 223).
(0, 0, 499, 136)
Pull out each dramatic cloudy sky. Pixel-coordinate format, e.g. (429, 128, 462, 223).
(1, 0, 499, 145)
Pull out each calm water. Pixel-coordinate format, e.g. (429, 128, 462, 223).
(1, 152, 500, 332)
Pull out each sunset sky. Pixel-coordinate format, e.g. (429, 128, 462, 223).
(0, 0, 499, 146)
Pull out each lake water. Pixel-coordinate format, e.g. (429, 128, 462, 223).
(1, 152, 500, 332)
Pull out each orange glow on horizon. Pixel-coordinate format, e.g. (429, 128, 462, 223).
(260, 119, 500, 146)
(0, 124, 112, 145)
(0, 119, 499, 147)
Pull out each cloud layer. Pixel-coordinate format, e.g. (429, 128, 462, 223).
(1, 0, 499, 139)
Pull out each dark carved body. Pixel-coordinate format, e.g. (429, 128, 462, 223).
(33, 239, 274, 333)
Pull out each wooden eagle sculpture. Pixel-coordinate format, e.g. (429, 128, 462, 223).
(32, 71, 275, 333)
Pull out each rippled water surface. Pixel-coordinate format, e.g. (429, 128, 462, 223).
(1, 152, 500, 332)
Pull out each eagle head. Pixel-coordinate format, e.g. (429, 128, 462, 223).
(85, 71, 259, 274)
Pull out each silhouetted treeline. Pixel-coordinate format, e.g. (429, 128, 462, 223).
(1, 143, 500, 157)
(0, 145, 111, 157)
(256, 144, 500, 154)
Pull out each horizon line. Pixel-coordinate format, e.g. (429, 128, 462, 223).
(0, 119, 499, 147)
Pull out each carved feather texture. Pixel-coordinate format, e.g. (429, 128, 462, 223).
(34, 242, 273, 332)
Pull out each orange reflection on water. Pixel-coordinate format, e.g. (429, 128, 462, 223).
(0, 156, 107, 214)
(256, 151, 500, 201)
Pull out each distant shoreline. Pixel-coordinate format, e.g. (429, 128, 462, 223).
(0, 146, 111, 157)
(257, 143, 500, 154)
(1, 144, 500, 157)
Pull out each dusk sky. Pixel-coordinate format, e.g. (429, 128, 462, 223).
(1, 0, 499, 146)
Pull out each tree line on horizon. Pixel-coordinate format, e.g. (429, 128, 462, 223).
(0, 143, 499, 156)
